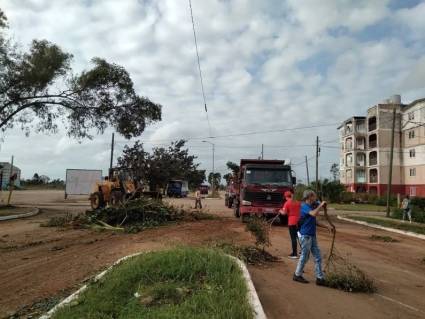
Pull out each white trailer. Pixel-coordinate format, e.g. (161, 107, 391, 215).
(65, 169, 103, 199)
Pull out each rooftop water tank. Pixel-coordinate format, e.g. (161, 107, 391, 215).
(390, 94, 401, 104)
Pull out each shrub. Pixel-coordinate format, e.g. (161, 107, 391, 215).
(245, 216, 271, 250)
(411, 197, 425, 210)
(341, 192, 354, 204)
(412, 207, 425, 223)
(391, 208, 403, 219)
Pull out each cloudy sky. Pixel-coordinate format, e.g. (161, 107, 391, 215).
(1, 0, 425, 182)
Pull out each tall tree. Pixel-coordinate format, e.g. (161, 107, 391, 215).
(226, 161, 240, 175)
(208, 172, 221, 191)
(330, 163, 339, 181)
(118, 140, 205, 191)
(0, 8, 161, 139)
(223, 173, 233, 185)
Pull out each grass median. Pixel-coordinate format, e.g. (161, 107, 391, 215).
(346, 215, 425, 235)
(52, 247, 253, 319)
(330, 203, 387, 212)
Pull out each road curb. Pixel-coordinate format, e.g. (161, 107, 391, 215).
(229, 256, 267, 319)
(337, 216, 425, 240)
(40, 252, 266, 319)
(0, 207, 40, 221)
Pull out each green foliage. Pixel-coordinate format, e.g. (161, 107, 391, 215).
(392, 206, 425, 223)
(330, 163, 339, 181)
(311, 179, 345, 202)
(41, 213, 73, 227)
(226, 161, 240, 175)
(118, 140, 205, 191)
(245, 216, 271, 250)
(208, 172, 221, 191)
(52, 248, 253, 319)
(223, 173, 233, 185)
(85, 198, 213, 232)
(0, 9, 161, 139)
(213, 242, 278, 265)
(325, 261, 376, 293)
(294, 184, 309, 201)
(348, 216, 425, 235)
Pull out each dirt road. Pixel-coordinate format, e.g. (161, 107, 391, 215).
(1, 191, 424, 318)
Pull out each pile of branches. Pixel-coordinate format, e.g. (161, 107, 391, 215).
(213, 242, 279, 265)
(325, 252, 376, 293)
(45, 198, 213, 233)
(322, 206, 376, 293)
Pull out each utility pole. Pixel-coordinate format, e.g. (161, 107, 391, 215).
(386, 108, 396, 217)
(305, 155, 310, 185)
(109, 132, 115, 177)
(315, 136, 319, 193)
(261, 144, 264, 160)
(7, 155, 14, 205)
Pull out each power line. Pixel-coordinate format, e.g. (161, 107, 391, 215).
(188, 0, 212, 137)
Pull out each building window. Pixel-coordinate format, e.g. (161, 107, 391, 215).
(408, 130, 415, 139)
(409, 168, 416, 176)
(408, 112, 415, 121)
(409, 149, 416, 158)
(410, 187, 416, 197)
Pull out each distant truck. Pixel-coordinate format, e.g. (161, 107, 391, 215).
(199, 184, 209, 195)
(166, 180, 189, 198)
(233, 159, 296, 222)
(224, 178, 236, 208)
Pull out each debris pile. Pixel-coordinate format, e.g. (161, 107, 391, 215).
(42, 198, 214, 233)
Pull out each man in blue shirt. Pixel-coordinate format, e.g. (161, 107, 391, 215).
(293, 189, 332, 286)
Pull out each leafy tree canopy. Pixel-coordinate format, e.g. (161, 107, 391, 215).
(226, 161, 239, 175)
(208, 172, 221, 190)
(118, 140, 205, 191)
(0, 8, 161, 139)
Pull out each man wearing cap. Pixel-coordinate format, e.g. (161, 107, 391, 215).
(293, 189, 331, 286)
(280, 191, 300, 259)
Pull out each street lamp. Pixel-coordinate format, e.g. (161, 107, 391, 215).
(202, 140, 215, 196)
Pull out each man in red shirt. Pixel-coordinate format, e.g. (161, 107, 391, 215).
(281, 191, 301, 259)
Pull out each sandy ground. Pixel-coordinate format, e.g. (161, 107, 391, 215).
(0, 191, 424, 318)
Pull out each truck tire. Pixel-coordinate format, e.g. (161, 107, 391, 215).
(90, 192, 105, 210)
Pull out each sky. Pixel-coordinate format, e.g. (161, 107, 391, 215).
(1, 0, 425, 183)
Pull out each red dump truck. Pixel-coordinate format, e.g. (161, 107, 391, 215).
(233, 159, 296, 222)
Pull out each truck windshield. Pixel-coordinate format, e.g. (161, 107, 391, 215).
(244, 168, 291, 186)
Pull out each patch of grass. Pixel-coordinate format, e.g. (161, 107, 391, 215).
(330, 203, 387, 212)
(369, 235, 399, 243)
(41, 213, 73, 227)
(347, 215, 425, 235)
(213, 242, 279, 265)
(51, 247, 253, 319)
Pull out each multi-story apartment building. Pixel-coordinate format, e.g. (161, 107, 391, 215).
(339, 95, 425, 197)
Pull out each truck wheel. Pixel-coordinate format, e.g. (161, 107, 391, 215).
(90, 192, 105, 210)
(234, 205, 240, 218)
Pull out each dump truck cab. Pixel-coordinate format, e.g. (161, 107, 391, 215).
(166, 180, 189, 198)
(234, 159, 295, 221)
